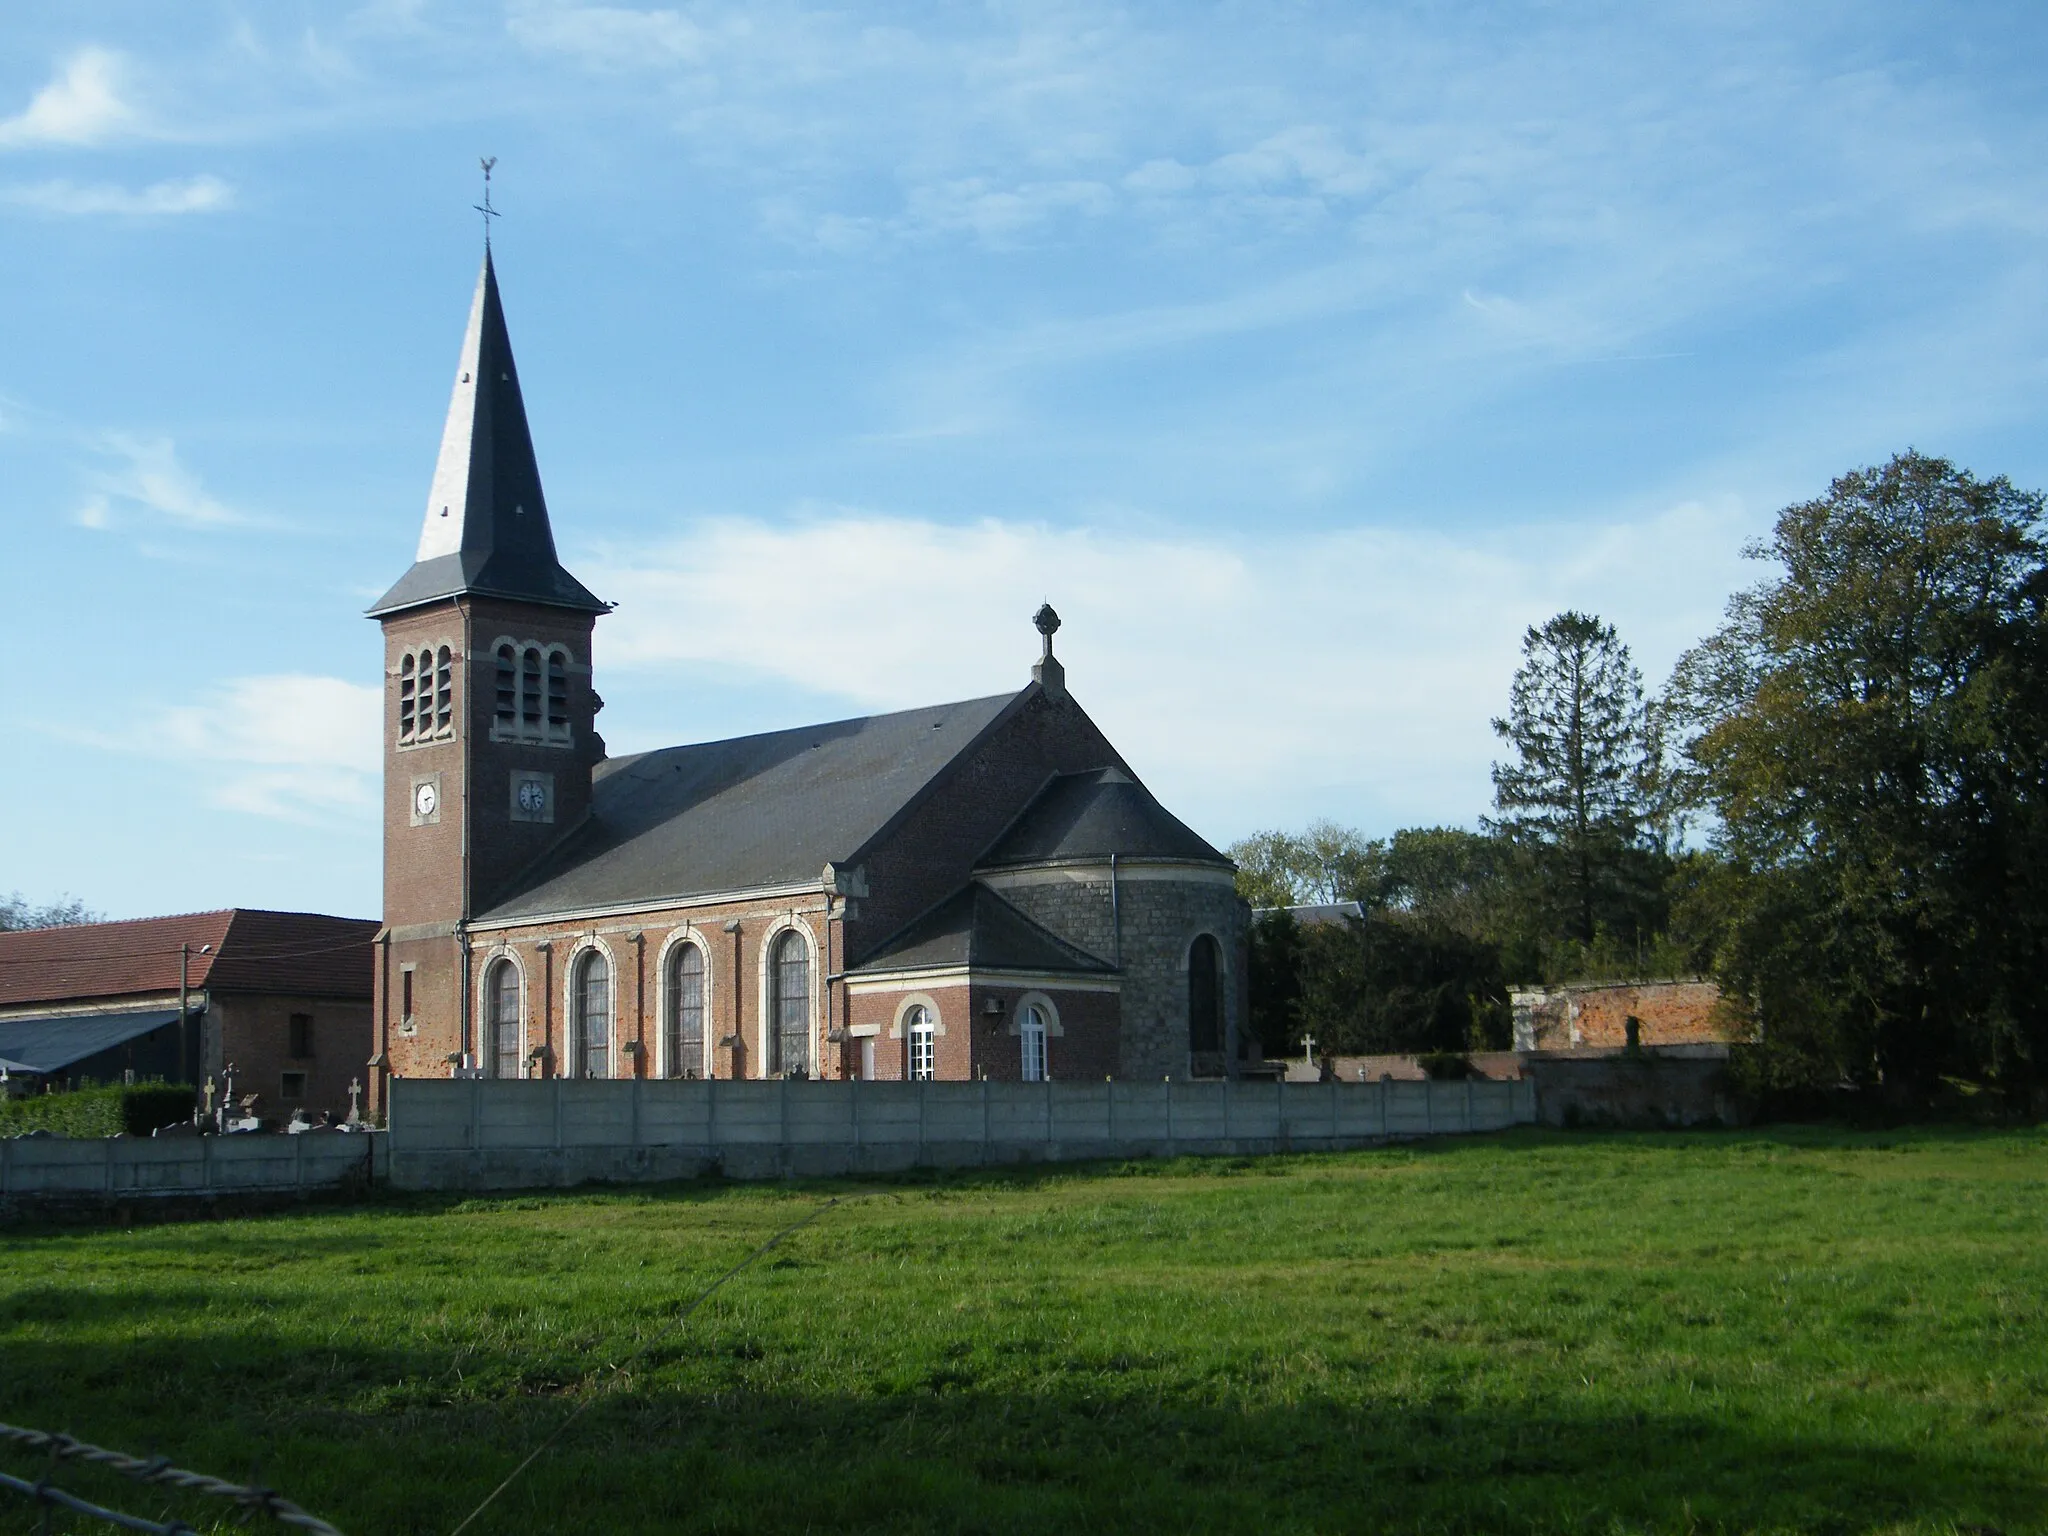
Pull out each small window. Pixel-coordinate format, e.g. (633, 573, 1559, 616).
(667, 942, 705, 1078)
(434, 646, 453, 734)
(546, 651, 569, 740)
(521, 647, 543, 729)
(495, 644, 517, 724)
(574, 950, 610, 1080)
(398, 653, 417, 742)
(400, 968, 414, 1022)
(288, 1013, 314, 1059)
(1019, 1004, 1047, 1083)
(280, 1071, 307, 1102)
(907, 1005, 936, 1081)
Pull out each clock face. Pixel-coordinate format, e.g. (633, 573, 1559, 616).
(518, 780, 547, 813)
(414, 782, 438, 818)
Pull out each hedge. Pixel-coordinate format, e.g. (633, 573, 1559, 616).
(0, 1082, 197, 1138)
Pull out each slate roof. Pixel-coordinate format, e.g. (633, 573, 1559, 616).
(478, 692, 1024, 921)
(978, 767, 1230, 869)
(368, 251, 606, 618)
(851, 883, 1114, 976)
(0, 911, 377, 1008)
(0, 1010, 181, 1076)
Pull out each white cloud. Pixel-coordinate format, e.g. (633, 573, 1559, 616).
(154, 676, 382, 820)
(0, 48, 137, 149)
(1, 175, 232, 216)
(507, 4, 709, 68)
(85, 434, 245, 527)
(585, 500, 1755, 839)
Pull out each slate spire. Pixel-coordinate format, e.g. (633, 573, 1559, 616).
(368, 251, 606, 618)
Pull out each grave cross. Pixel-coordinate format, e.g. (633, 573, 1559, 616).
(1300, 1033, 1317, 1064)
(346, 1077, 363, 1126)
(202, 1076, 216, 1118)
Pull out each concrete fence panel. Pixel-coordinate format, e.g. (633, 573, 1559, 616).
(1, 1129, 379, 1203)
(387, 1075, 1538, 1192)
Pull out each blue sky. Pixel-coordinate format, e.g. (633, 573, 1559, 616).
(4, 1, 2046, 922)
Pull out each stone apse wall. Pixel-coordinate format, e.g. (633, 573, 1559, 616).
(385, 1075, 1536, 1189)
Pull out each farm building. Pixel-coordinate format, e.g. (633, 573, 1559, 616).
(0, 910, 375, 1121)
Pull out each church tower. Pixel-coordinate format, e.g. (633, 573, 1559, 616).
(368, 251, 608, 1087)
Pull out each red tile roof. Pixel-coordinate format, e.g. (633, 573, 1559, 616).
(0, 910, 377, 1008)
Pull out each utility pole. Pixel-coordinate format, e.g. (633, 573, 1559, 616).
(178, 943, 190, 1085)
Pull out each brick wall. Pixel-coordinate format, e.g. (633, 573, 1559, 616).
(212, 992, 372, 1123)
(992, 870, 1245, 1079)
(1511, 980, 1729, 1051)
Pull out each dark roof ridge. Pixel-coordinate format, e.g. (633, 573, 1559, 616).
(605, 688, 1022, 773)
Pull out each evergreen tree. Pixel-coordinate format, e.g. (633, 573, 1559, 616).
(1487, 612, 1651, 946)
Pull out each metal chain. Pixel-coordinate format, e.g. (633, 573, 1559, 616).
(0, 1423, 344, 1535)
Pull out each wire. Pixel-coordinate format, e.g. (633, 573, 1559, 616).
(447, 1197, 841, 1536)
(0, 1423, 343, 1534)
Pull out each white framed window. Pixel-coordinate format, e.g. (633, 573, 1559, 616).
(767, 929, 811, 1077)
(907, 1005, 936, 1081)
(397, 643, 456, 745)
(1019, 1003, 1048, 1082)
(573, 948, 610, 1079)
(666, 940, 705, 1078)
(485, 957, 522, 1079)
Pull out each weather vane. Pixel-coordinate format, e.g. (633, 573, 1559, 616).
(475, 156, 500, 248)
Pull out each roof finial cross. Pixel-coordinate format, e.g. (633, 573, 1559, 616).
(475, 156, 500, 249)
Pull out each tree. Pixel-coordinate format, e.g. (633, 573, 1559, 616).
(1488, 612, 1653, 946)
(1670, 450, 2048, 1095)
(0, 893, 100, 932)
(1226, 820, 1379, 907)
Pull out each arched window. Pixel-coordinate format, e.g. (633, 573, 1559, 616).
(398, 652, 417, 741)
(546, 651, 570, 741)
(907, 1005, 936, 1081)
(434, 645, 454, 735)
(495, 644, 517, 725)
(768, 930, 810, 1077)
(1188, 934, 1223, 1058)
(667, 942, 704, 1079)
(574, 950, 610, 1080)
(1018, 1003, 1047, 1083)
(485, 960, 521, 1079)
(520, 646, 543, 732)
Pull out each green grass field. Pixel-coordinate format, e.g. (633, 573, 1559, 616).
(2, 1128, 2043, 1535)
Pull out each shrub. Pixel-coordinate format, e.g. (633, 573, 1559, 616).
(0, 1082, 197, 1138)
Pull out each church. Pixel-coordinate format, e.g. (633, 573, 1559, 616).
(365, 253, 1246, 1114)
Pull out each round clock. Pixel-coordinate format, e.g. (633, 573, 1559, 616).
(414, 781, 438, 819)
(517, 779, 547, 814)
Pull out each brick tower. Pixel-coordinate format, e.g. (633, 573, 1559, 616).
(366, 250, 608, 1104)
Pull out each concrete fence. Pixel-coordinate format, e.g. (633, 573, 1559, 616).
(387, 1075, 1539, 1190)
(0, 1129, 381, 1203)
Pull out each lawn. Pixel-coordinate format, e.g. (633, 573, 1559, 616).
(1, 1127, 2043, 1535)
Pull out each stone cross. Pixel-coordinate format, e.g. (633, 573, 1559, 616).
(1300, 1033, 1317, 1064)
(202, 1076, 216, 1117)
(346, 1077, 363, 1125)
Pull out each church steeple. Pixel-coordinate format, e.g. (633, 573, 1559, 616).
(368, 251, 606, 619)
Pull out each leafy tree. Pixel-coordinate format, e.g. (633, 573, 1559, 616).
(1246, 907, 1306, 1057)
(1296, 913, 1510, 1057)
(1226, 820, 1378, 907)
(1488, 612, 1655, 946)
(1671, 450, 2048, 1095)
(0, 892, 100, 931)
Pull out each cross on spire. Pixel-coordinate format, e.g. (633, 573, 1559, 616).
(475, 156, 500, 248)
